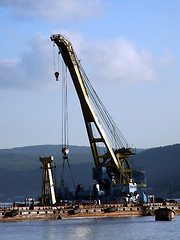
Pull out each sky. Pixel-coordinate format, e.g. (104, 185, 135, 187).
(0, 0, 180, 149)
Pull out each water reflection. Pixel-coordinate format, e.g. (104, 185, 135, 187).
(0, 216, 179, 240)
(74, 223, 92, 239)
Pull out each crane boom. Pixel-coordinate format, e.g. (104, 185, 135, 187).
(51, 34, 134, 185)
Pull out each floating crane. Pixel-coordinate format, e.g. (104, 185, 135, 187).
(50, 34, 146, 202)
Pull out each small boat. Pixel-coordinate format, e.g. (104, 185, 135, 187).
(155, 208, 175, 221)
(68, 207, 81, 215)
(5, 209, 19, 217)
(104, 206, 117, 213)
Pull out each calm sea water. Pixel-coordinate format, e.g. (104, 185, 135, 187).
(0, 216, 180, 240)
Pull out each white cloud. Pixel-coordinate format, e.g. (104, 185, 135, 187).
(0, 34, 53, 90)
(82, 38, 157, 84)
(0, 33, 175, 90)
(0, 31, 85, 90)
(0, 0, 103, 22)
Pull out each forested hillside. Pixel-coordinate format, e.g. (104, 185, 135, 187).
(0, 145, 94, 201)
(0, 144, 180, 201)
(132, 144, 180, 198)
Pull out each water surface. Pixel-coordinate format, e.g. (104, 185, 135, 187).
(1, 216, 180, 240)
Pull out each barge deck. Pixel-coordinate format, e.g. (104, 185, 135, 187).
(0, 202, 180, 222)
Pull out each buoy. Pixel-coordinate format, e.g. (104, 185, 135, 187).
(54, 72, 59, 81)
(155, 208, 175, 221)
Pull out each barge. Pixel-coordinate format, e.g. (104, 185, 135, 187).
(0, 202, 180, 222)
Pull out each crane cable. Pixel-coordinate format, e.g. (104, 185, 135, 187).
(53, 43, 60, 81)
(61, 59, 76, 190)
(77, 58, 129, 149)
(61, 60, 68, 149)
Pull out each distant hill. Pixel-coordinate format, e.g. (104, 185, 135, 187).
(0, 144, 180, 201)
(132, 144, 180, 198)
(0, 144, 91, 156)
(0, 145, 94, 171)
(0, 144, 94, 201)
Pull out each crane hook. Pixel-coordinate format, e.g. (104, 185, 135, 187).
(62, 147, 69, 159)
(54, 71, 59, 81)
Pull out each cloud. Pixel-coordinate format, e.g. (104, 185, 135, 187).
(0, 0, 103, 22)
(83, 38, 157, 83)
(0, 31, 85, 90)
(0, 34, 53, 90)
(0, 33, 175, 90)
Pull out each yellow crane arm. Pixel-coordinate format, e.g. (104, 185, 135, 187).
(50, 34, 120, 170)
